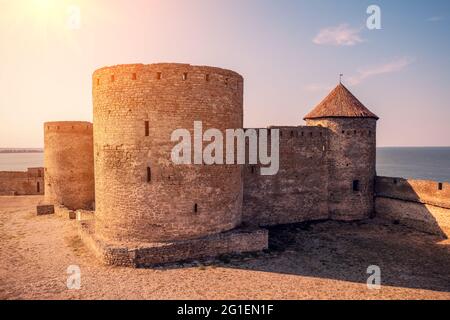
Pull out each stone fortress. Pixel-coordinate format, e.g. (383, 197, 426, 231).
(3, 62, 447, 267)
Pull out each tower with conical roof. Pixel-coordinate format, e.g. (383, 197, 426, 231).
(304, 83, 379, 220)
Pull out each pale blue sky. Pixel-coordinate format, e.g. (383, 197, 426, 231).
(0, 0, 449, 147)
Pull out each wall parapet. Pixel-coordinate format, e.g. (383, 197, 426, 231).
(375, 176, 450, 209)
(375, 176, 450, 238)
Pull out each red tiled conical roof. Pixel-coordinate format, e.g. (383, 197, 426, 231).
(304, 83, 379, 120)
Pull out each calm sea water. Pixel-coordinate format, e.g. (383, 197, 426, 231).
(0, 153, 44, 171)
(1, 148, 449, 182)
(376, 147, 450, 182)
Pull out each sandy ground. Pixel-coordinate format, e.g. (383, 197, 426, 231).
(0, 195, 449, 300)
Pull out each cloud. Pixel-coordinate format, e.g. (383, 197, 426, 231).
(347, 57, 414, 85)
(427, 16, 443, 22)
(313, 24, 364, 46)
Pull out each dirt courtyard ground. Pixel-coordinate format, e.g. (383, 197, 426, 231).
(0, 195, 449, 300)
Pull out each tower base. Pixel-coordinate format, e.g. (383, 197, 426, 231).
(78, 221, 268, 267)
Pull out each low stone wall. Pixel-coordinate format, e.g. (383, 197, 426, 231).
(375, 176, 450, 238)
(79, 220, 268, 267)
(0, 168, 44, 195)
(376, 176, 449, 209)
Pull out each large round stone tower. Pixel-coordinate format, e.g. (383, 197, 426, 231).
(92, 63, 244, 243)
(304, 83, 379, 220)
(44, 121, 95, 210)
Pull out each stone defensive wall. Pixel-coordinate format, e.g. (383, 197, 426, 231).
(92, 63, 245, 243)
(44, 121, 95, 210)
(242, 125, 329, 226)
(0, 167, 44, 195)
(375, 176, 450, 238)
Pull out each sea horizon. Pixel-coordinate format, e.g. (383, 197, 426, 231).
(1, 146, 449, 182)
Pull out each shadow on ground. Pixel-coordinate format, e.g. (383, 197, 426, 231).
(159, 219, 450, 293)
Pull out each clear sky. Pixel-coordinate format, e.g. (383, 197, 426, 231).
(0, 0, 449, 147)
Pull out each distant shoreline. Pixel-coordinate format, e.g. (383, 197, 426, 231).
(0, 149, 43, 154)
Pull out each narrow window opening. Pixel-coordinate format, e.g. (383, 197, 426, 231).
(37, 182, 40, 193)
(225, 78, 229, 86)
(251, 166, 255, 174)
(438, 182, 443, 190)
(182, 73, 188, 80)
(290, 131, 294, 137)
(132, 73, 137, 80)
(393, 178, 398, 184)
(146, 167, 151, 182)
(156, 72, 162, 80)
(354, 130, 357, 134)
(342, 130, 345, 134)
(194, 203, 198, 213)
(309, 132, 313, 137)
(301, 132, 304, 137)
(144, 121, 149, 136)
(205, 74, 210, 81)
(368, 130, 371, 136)
(111, 75, 115, 82)
(96, 79, 100, 86)
(352, 180, 360, 192)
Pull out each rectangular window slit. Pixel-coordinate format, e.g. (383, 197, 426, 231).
(132, 73, 137, 80)
(353, 180, 360, 192)
(37, 182, 40, 193)
(111, 75, 115, 82)
(182, 73, 188, 80)
(144, 121, 149, 136)
(194, 203, 198, 213)
(156, 72, 162, 80)
(205, 74, 210, 81)
(438, 182, 443, 190)
(147, 167, 151, 182)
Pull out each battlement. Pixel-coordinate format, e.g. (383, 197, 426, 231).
(92, 63, 243, 91)
(44, 121, 92, 133)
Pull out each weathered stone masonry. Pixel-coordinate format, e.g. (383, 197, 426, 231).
(375, 176, 450, 238)
(44, 121, 94, 210)
(34, 62, 447, 266)
(243, 83, 379, 226)
(92, 63, 244, 243)
(81, 63, 268, 266)
(0, 167, 44, 195)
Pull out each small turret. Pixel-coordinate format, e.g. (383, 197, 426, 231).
(304, 83, 379, 220)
